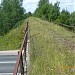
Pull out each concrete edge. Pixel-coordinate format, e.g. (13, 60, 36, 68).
(0, 50, 19, 55)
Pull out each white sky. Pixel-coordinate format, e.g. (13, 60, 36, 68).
(0, 0, 75, 13)
(23, 0, 75, 13)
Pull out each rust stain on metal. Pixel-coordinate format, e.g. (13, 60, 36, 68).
(13, 22, 29, 75)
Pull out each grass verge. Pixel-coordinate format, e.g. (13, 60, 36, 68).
(29, 17, 75, 75)
(0, 20, 27, 50)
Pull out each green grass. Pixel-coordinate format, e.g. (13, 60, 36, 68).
(0, 20, 27, 50)
(0, 17, 75, 75)
(29, 17, 75, 75)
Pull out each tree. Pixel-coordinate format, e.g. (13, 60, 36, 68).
(38, 3, 50, 20)
(27, 12, 32, 17)
(0, 0, 25, 35)
(34, 1, 60, 21)
(34, 0, 75, 30)
(34, 0, 49, 19)
(70, 12, 75, 26)
(48, 1, 60, 21)
(38, 0, 49, 8)
(56, 9, 70, 25)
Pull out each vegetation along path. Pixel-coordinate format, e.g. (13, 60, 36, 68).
(0, 17, 75, 75)
(29, 17, 75, 75)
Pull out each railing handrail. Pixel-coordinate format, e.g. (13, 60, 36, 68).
(13, 22, 29, 75)
(54, 22, 75, 28)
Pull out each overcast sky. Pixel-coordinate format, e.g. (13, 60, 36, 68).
(0, 0, 75, 13)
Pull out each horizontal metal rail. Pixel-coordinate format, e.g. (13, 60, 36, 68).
(54, 22, 75, 29)
(13, 22, 29, 75)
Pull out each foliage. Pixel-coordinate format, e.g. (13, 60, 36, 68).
(48, 2, 60, 21)
(56, 9, 70, 25)
(34, 0, 75, 30)
(34, 0, 49, 19)
(70, 12, 75, 26)
(38, 0, 49, 8)
(0, 0, 25, 35)
(34, 1, 60, 21)
(26, 12, 32, 17)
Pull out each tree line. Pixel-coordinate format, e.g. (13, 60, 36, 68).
(0, 0, 75, 36)
(0, 0, 33, 36)
(0, 0, 26, 36)
(34, 0, 75, 30)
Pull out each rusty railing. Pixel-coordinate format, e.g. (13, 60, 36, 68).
(13, 22, 29, 75)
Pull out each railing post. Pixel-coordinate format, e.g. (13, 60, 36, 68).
(23, 22, 29, 75)
(25, 22, 29, 32)
(19, 51, 24, 75)
(13, 23, 29, 75)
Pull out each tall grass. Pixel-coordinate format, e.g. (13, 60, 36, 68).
(0, 17, 75, 75)
(29, 17, 75, 75)
(0, 20, 27, 50)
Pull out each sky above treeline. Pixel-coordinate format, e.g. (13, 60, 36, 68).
(0, 0, 74, 13)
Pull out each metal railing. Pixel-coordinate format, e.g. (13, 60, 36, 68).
(13, 22, 29, 75)
(54, 22, 75, 30)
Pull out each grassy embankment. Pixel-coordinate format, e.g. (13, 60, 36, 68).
(0, 20, 27, 50)
(29, 17, 75, 75)
(0, 17, 75, 75)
